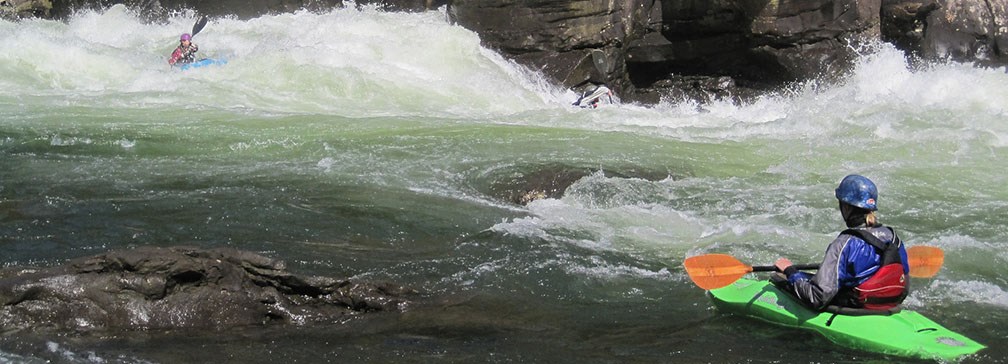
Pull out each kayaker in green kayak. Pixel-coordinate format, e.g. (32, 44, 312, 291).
(773, 174, 910, 311)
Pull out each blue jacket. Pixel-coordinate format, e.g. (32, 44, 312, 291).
(783, 226, 910, 310)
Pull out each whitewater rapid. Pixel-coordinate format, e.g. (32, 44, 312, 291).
(2, 5, 1007, 363)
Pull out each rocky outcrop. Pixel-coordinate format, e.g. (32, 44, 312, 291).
(0, 246, 414, 332)
(919, 0, 1008, 65)
(1, 0, 52, 18)
(450, 0, 647, 97)
(449, 0, 888, 103)
(626, 0, 883, 102)
(882, 0, 1008, 65)
(451, 0, 1007, 103)
(449, 1, 883, 101)
(881, 0, 937, 59)
(476, 163, 672, 205)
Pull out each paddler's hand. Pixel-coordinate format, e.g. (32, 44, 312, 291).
(774, 257, 798, 276)
(768, 257, 791, 286)
(774, 257, 794, 274)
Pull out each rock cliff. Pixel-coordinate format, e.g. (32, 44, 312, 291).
(450, 0, 1007, 103)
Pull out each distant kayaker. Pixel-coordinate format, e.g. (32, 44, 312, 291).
(572, 83, 614, 109)
(168, 33, 199, 66)
(772, 174, 910, 311)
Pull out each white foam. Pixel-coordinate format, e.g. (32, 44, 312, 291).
(0, 6, 554, 117)
(3, 5, 1006, 302)
(916, 279, 1008, 308)
(491, 174, 710, 260)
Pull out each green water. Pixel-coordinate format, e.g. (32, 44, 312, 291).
(1, 6, 1006, 363)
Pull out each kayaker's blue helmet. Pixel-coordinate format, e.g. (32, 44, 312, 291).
(835, 174, 877, 211)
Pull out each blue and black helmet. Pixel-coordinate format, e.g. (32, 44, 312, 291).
(835, 174, 877, 211)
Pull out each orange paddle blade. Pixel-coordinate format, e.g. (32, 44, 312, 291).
(907, 245, 944, 278)
(683, 254, 754, 290)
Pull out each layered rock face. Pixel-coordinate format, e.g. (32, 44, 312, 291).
(882, 0, 1008, 65)
(1, 0, 53, 17)
(450, 1, 645, 97)
(452, 0, 1007, 103)
(5, 0, 1007, 102)
(625, 0, 882, 102)
(454, 0, 880, 101)
(0, 246, 414, 332)
(918, 0, 1008, 65)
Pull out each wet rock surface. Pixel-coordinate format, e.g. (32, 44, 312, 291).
(918, 0, 1008, 66)
(1, 0, 52, 18)
(480, 163, 672, 206)
(0, 246, 414, 332)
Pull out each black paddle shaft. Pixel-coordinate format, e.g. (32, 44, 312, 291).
(752, 264, 819, 272)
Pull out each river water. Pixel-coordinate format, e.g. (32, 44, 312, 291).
(1, 5, 1006, 363)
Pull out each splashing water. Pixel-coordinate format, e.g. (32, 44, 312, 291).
(1, 5, 1006, 363)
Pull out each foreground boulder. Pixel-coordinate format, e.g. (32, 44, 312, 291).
(0, 246, 414, 332)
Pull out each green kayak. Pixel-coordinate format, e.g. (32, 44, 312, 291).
(708, 278, 985, 360)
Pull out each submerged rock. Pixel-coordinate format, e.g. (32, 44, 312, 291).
(0, 246, 414, 332)
(480, 163, 672, 206)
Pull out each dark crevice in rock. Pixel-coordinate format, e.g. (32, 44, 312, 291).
(168, 270, 205, 287)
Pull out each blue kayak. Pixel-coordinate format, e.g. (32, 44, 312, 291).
(178, 58, 227, 71)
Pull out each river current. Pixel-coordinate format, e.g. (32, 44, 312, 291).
(1, 5, 1006, 363)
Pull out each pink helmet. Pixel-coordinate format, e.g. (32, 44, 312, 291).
(180, 33, 191, 41)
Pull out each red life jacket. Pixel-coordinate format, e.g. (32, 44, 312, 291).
(842, 227, 909, 310)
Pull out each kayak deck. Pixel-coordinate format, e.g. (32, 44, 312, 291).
(707, 278, 985, 361)
(178, 58, 227, 71)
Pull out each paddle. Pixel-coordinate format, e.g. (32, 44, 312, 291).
(683, 245, 945, 290)
(906, 245, 945, 278)
(591, 49, 608, 76)
(191, 16, 208, 38)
